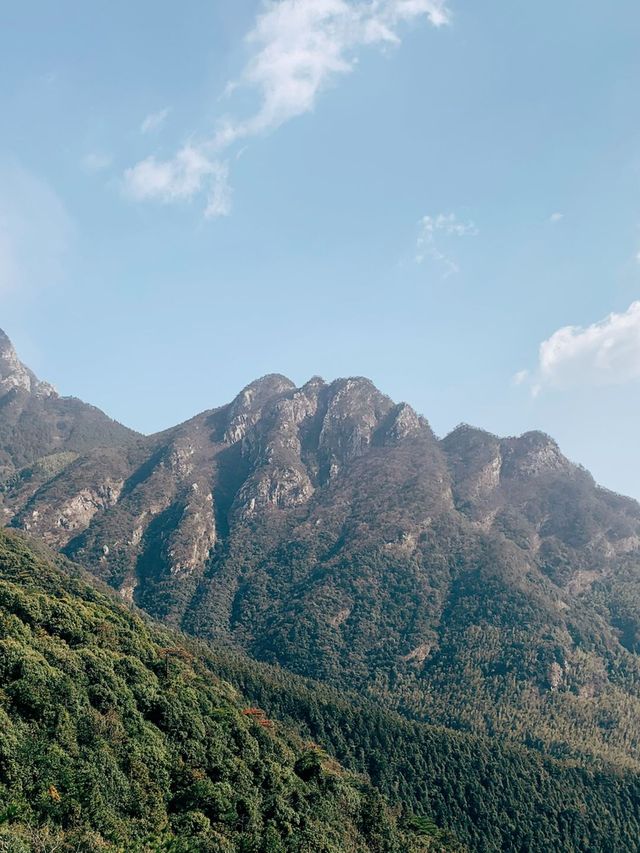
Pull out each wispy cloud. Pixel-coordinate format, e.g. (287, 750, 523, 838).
(141, 108, 170, 134)
(124, 146, 233, 217)
(549, 211, 564, 224)
(124, 0, 451, 216)
(416, 212, 477, 277)
(0, 163, 74, 296)
(81, 152, 112, 173)
(518, 301, 640, 395)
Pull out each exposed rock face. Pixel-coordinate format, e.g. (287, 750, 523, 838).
(232, 382, 320, 518)
(501, 431, 570, 479)
(4, 358, 640, 635)
(2, 368, 446, 623)
(166, 487, 216, 577)
(441, 425, 503, 509)
(0, 330, 55, 397)
(224, 375, 296, 444)
(0, 328, 137, 480)
(382, 403, 425, 445)
(318, 378, 394, 479)
(54, 479, 124, 536)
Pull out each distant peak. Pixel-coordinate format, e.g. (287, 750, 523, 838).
(224, 374, 295, 444)
(0, 328, 13, 352)
(441, 423, 500, 450)
(235, 374, 295, 405)
(515, 430, 559, 449)
(0, 329, 55, 398)
(302, 375, 327, 390)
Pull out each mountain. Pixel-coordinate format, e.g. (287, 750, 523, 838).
(0, 328, 136, 485)
(2, 528, 640, 853)
(3, 338, 640, 773)
(0, 528, 454, 852)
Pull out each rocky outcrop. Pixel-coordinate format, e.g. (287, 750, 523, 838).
(223, 375, 295, 444)
(318, 378, 395, 479)
(501, 431, 570, 479)
(0, 330, 55, 398)
(165, 486, 217, 578)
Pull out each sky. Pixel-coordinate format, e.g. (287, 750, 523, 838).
(1, 0, 640, 498)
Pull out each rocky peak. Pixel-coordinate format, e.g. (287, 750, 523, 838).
(0, 329, 55, 398)
(441, 425, 503, 505)
(302, 375, 327, 394)
(379, 403, 427, 445)
(224, 374, 295, 444)
(441, 424, 500, 455)
(318, 378, 395, 479)
(501, 431, 570, 479)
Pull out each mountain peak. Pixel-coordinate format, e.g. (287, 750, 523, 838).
(236, 374, 296, 401)
(0, 328, 13, 352)
(223, 374, 296, 444)
(0, 328, 55, 398)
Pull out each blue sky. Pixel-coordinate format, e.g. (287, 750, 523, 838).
(1, 0, 640, 498)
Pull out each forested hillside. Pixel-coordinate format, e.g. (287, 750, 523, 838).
(0, 530, 450, 852)
(201, 647, 640, 853)
(2, 529, 640, 852)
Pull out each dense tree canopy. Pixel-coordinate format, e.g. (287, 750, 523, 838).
(0, 531, 450, 852)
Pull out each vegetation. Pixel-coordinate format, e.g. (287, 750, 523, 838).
(0, 531, 450, 852)
(206, 645, 640, 853)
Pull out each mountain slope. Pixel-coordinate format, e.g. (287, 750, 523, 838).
(0, 328, 136, 490)
(0, 529, 450, 852)
(3, 343, 640, 770)
(2, 528, 640, 852)
(209, 646, 640, 853)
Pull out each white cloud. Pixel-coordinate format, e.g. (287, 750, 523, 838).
(549, 212, 564, 224)
(224, 0, 449, 140)
(124, 146, 232, 218)
(123, 0, 450, 215)
(141, 108, 170, 134)
(205, 162, 233, 218)
(522, 301, 640, 394)
(0, 163, 74, 296)
(416, 212, 477, 276)
(82, 152, 112, 173)
(125, 145, 214, 201)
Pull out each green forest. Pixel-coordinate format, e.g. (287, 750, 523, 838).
(0, 531, 453, 852)
(0, 530, 638, 851)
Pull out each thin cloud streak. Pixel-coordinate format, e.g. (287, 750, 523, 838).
(141, 108, 170, 134)
(81, 152, 113, 173)
(124, 0, 450, 216)
(416, 212, 478, 277)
